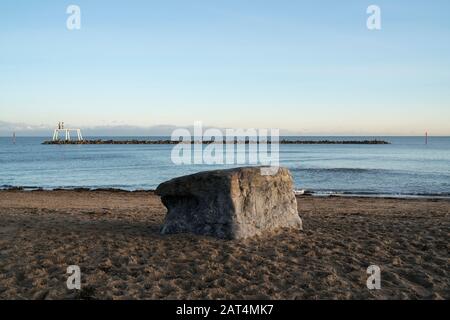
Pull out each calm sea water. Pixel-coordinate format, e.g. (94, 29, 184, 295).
(1, 136, 449, 197)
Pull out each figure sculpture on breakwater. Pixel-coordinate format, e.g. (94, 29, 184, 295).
(52, 122, 83, 142)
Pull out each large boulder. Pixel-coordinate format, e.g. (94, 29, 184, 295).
(155, 167, 302, 239)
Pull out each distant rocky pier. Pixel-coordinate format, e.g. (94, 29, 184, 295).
(42, 139, 390, 145)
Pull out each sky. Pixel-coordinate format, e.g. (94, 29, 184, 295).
(1, 0, 450, 135)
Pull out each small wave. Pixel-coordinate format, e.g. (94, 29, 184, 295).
(290, 167, 386, 174)
(0, 185, 154, 192)
(0, 185, 41, 191)
(2, 184, 449, 199)
(294, 189, 450, 199)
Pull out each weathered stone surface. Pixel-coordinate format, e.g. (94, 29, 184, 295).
(156, 167, 302, 239)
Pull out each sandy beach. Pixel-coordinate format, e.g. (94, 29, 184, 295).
(0, 190, 448, 300)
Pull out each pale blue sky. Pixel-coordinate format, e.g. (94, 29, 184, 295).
(1, 0, 449, 135)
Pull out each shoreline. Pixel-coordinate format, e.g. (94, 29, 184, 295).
(1, 186, 449, 200)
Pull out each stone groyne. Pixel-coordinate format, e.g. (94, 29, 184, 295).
(42, 139, 390, 145)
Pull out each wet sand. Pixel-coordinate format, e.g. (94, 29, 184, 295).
(0, 190, 448, 300)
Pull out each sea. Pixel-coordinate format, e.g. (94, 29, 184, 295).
(1, 136, 449, 198)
